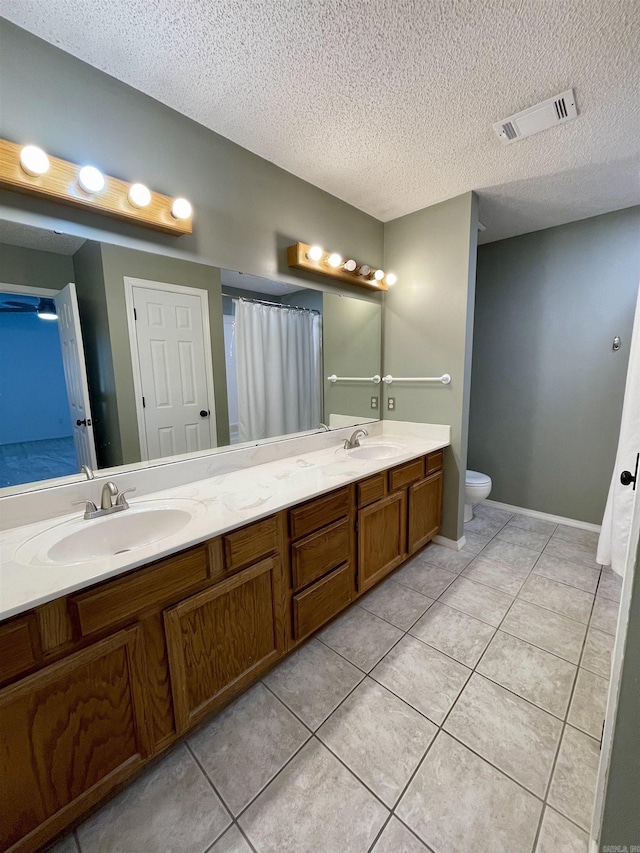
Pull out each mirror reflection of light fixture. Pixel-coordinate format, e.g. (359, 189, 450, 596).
(373, 269, 385, 281)
(37, 298, 58, 321)
(128, 183, 151, 208)
(19, 145, 50, 176)
(358, 265, 371, 277)
(343, 259, 357, 272)
(327, 252, 342, 268)
(307, 245, 323, 261)
(78, 165, 105, 193)
(287, 242, 390, 292)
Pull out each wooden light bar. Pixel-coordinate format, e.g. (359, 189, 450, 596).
(0, 139, 193, 236)
(287, 242, 389, 291)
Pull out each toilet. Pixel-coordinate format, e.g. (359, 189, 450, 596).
(465, 470, 492, 522)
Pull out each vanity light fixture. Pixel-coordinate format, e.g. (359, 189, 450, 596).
(0, 138, 193, 235)
(78, 165, 105, 194)
(19, 145, 50, 176)
(128, 182, 152, 208)
(287, 242, 391, 292)
(386, 272, 397, 286)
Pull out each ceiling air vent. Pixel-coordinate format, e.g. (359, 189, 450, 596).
(493, 89, 577, 145)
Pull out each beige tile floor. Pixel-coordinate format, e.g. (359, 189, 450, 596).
(49, 504, 621, 853)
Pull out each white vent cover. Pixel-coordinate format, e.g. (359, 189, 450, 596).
(493, 89, 577, 144)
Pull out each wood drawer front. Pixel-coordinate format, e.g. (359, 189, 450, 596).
(426, 449, 444, 474)
(292, 518, 351, 592)
(293, 562, 352, 641)
(71, 546, 209, 637)
(357, 473, 386, 508)
(388, 458, 425, 491)
(289, 487, 350, 540)
(223, 515, 277, 572)
(0, 615, 39, 685)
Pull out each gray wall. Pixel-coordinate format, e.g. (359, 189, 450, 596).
(383, 192, 479, 540)
(469, 207, 640, 524)
(0, 20, 382, 294)
(0, 242, 74, 290)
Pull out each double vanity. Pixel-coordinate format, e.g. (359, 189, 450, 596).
(0, 424, 448, 853)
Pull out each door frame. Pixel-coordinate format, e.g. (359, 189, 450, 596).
(124, 276, 217, 461)
(0, 283, 58, 297)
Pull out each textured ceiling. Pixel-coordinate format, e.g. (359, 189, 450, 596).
(220, 269, 302, 295)
(2, 0, 639, 241)
(0, 220, 85, 255)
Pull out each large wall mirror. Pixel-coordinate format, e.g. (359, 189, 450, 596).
(0, 221, 382, 493)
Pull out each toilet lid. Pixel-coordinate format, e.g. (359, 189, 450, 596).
(466, 470, 491, 486)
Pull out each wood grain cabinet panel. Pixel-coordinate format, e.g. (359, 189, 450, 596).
(357, 473, 386, 508)
(70, 546, 209, 637)
(289, 487, 350, 540)
(388, 458, 425, 492)
(408, 472, 443, 554)
(357, 491, 407, 593)
(223, 516, 277, 572)
(0, 615, 40, 686)
(425, 449, 444, 474)
(291, 518, 350, 592)
(0, 628, 149, 853)
(293, 563, 352, 641)
(164, 558, 283, 733)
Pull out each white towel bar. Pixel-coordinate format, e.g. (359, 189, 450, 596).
(327, 374, 381, 384)
(382, 374, 451, 385)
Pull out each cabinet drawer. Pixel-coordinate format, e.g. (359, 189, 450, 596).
(292, 518, 350, 592)
(0, 614, 40, 684)
(426, 449, 444, 474)
(388, 457, 425, 491)
(223, 515, 277, 572)
(293, 562, 352, 641)
(357, 472, 386, 508)
(71, 546, 209, 636)
(289, 487, 350, 540)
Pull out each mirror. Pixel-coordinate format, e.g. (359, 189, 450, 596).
(0, 221, 382, 493)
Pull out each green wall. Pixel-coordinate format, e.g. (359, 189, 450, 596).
(0, 242, 74, 290)
(0, 20, 382, 292)
(469, 207, 640, 524)
(383, 192, 479, 540)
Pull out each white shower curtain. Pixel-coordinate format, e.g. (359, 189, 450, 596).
(235, 299, 321, 443)
(597, 281, 640, 576)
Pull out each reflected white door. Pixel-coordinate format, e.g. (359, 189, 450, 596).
(128, 280, 216, 461)
(54, 282, 97, 470)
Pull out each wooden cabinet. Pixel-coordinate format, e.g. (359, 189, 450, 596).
(164, 557, 284, 733)
(0, 628, 149, 853)
(357, 491, 407, 593)
(408, 471, 443, 554)
(293, 563, 352, 641)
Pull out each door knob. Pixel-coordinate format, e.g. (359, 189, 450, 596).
(199, 409, 210, 418)
(620, 453, 639, 490)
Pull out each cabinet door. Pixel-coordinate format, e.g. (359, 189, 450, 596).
(357, 491, 407, 593)
(0, 628, 149, 853)
(164, 558, 283, 733)
(408, 471, 443, 554)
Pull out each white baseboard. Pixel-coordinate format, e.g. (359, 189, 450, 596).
(432, 534, 466, 551)
(483, 499, 601, 533)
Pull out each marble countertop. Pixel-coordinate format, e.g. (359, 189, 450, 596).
(0, 426, 449, 621)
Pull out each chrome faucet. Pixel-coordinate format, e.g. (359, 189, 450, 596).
(73, 482, 136, 520)
(344, 428, 369, 450)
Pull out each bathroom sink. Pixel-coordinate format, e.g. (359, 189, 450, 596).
(347, 442, 405, 460)
(15, 499, 205, 566)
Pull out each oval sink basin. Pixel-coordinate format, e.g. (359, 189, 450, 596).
(347, 442, 406, 460)
(16, 500, 205, 566)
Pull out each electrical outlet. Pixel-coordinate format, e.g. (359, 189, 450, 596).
(370, 396, 378, 409)
(387, 397, 396, 411)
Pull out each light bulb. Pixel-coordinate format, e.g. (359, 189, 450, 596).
(327, 252, 342, 268)
(386, 272, 397, 286)
(373, 269, 385, 281)
(358, 265, 371, 277)
(343, 259, 357, 272)
(78, 165, 105, 193)
(171, 197, 192, 220)
(128, 183, 151, 208)
(20, 145, 50, 176)
(307, 245, 323, 261)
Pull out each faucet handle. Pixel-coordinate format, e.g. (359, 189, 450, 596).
(72, 499, 98, 518)
(115, 487, 136, 508)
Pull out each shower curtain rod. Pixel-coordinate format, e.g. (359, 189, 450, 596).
(222, 293, 320, 314)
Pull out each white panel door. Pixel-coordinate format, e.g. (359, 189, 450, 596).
(54, 282, 97, 470)
(131, 284, 216, 460)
